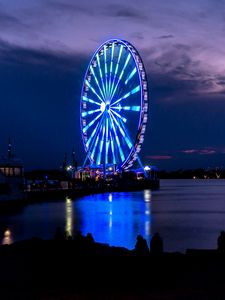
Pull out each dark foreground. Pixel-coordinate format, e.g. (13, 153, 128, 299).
(1, 237, 225, 300)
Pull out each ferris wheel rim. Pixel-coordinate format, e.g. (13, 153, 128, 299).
(80, 38, 148, 170)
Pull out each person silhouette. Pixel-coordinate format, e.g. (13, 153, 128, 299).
(150, 232, 163, 255)
(217, 231, 225, 253)
(134, 234, 149, 256)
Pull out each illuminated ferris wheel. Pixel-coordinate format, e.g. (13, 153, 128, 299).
(80, 39, 148, 170)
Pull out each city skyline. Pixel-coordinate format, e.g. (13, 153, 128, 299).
(0, 0, 225, 171)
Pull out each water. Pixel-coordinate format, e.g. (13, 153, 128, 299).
(1, 179, 225, 253)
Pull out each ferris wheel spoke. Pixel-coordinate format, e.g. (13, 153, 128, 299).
(111, 105, 140, 112)
(125, 67, 137, 85)
(82, 108, 101, 117)
(109, 131, 116, 164)
(111, 85, 140, 106)
(110, 108, 127, 123)
(83, 111, 103, 133)
(108, 112, 125, 162)
(109, 111, 132, 149)
(96, 121, 105, 165)
(105, 117, 110, 165)
(90, 65, 105, 100)
(82, 96, 101, 106)
(90, 118, 105, 161)
(86, 115, 104, 149)
(119, 118, 136, 151)
(108, 43, 115, 98)
(96, 53, 107, 100)
(109, 45, 123, 97)
(104, 45, 109, 98)
(110, 53, 131, 100)
(85, 80, 103, 103)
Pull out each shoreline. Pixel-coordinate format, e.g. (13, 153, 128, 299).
(0, 178, 159, 214)
(0, 237, 225, 299)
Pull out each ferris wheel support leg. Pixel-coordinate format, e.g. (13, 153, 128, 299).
(119, 120, 147, 178)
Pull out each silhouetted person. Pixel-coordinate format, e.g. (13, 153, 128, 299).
(150, 233, 163, 255)
(134, 234, 149, 256)
(217, 231, 225, 253)
(85, 233, 95, 254)
(86, 232, 95, 244)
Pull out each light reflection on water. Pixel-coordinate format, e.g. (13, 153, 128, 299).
(1, 179, 225, 252)
(65, 197, 73, 237)
(75, 191, 152, 249)
(2, 229, 13, 245)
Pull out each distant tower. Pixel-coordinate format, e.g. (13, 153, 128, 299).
(8, 137, 12, 159)
(72, 145, 77, 170)
(63, 152, 67, 170)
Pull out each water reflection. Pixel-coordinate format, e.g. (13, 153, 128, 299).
(65, 197, 73, 237)
(76, 191, 152, 249)
(2, 229, 13, 245)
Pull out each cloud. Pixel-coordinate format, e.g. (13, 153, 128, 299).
(105, 4, 144, 20)
(156, 34, 174, 39)
(45, 0, 94, 16)
(0, 38, 86, 72)
(145, 155, 172, 160)
(0, 11, 27, 30)
(143, 42, 225, 101)
(181, 148, 217, 155)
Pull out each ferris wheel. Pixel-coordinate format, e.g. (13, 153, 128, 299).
(80, 39, 148, 171)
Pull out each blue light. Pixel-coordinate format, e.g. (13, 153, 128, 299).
(109, 45, 123, 96)
(105, 117, 109, 165)
(110, 111, 132, 149)
(82, 96, 101, 106)
(86, 122, 100, 148)
(109, 131, 116, 164)
(81, 38, 147, 168)
(122, 106, 140, 111)
(110, 53, 131, 99)
(97, 124, 105, 165)
(111, 105, 140, 112)
(110, 111, 125, 137)
(110, 108, 127, 123)
(108, 112, 125, 162)
(125, 67, 137, 85)
(108, 43, 115, 95)
(96, 53, 107, 98)
(104, 45, 109, 97)
(86, 114, 106, 151)
(82, 108, 101, 117)
(90, 65, 105, 100)
(85, 80, 103, 102)
(111, 85, 140, 106)
(91, 134, 100, 160)
(83, 112, 103, 133)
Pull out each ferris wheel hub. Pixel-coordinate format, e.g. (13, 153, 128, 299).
(100, 102, 106, 113)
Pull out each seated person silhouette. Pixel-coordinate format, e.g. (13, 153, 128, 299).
(134, 234, 149, 256)
(217, 231, 225, 253)
(150, 232, 163, 255)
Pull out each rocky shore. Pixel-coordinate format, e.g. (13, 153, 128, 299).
(1, 236, 225, 299)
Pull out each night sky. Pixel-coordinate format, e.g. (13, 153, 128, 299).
(0, 0, 225, 171)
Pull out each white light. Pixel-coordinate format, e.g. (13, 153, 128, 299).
(144, 166, 151, 171)
(66, 165, 72, 171)
(108, 193, 113, 202)
(100, 102, 106, 112)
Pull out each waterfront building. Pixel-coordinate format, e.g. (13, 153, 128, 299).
(0, 139, 25, 200)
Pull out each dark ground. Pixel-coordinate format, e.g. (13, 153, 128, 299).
(1, 238, 225, 300)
